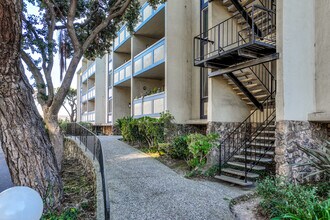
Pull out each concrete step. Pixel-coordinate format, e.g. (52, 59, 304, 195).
(228, 0, 255, 12)
(248, 142, 274, 148)
(252, 136, 275, 141)
(233, 155, 273, 163)
(233, 83, 259, 90)
(221, 168, 259, 178)
(245, 148, 275, 155)
(215, 175, 253, 186)
(242, 94, 268, 100)
(227, 161, 266, 170)
(237, 88, 265, 95)
(228, 77, 256, 84)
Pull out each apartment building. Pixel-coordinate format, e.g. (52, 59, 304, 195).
(77, 0, 330, 185)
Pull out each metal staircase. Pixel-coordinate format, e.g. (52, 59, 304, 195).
(193, 0, 278, 186)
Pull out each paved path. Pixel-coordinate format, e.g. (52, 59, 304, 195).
(99, 136, 249, 220)
(0, 146, 13, 192)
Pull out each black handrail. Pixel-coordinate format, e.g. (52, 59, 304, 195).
(65, 123, 110, 220)
(194, 5, 276, 64)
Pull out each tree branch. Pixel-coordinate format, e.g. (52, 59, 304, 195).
(21, 51, 47, 106)
(82, 0, 132, 51)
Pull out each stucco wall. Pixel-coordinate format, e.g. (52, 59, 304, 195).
(165, 0, 192, 123)
(207, 0, 250, 123)
(313, 0, 330, 121)
(95, 56, 107, 124)
(113, 86, 131, 123)
(276, 0, 316, 121)
(132, 78, 164, 99)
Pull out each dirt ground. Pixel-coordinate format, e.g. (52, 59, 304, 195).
(61, 158, 96, 219)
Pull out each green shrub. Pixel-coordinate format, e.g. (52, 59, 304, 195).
(168, 135, 189, 160)
(257, 177, 330, 220)
(42, 208, 78, 220)
(78, 122, 93, 130)
(116, 112, 173, 149)
(186, 133, 219, 170)
(59, 119, 69, 133)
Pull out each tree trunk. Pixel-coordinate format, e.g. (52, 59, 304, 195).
(0, 0, 62, 210)
(43, 110, 64, 170)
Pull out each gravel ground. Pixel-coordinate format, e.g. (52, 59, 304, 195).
(0, 147, 13, 192)
(100, 136, 250, 220)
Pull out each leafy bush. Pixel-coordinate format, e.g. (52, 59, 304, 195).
(168, 135, 189, 160)
(59, 119, 69, 133)
(257, 177, 330, 219)
(297, 140, 330, 179)
(116, 112, 173, 148)
(186, 133, 219, 170)
(42, 208, 78, 220)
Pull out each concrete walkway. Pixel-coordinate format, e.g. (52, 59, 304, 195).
(100, 136, 249, 220)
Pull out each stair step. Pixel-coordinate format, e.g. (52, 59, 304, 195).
(252, 136, 275, 141)
(242, 94, 268, 100)
(246, 148, 275, 155)
(232, 83, 259, 90)
(248, 142, 274, 147)
(233, 155, 273, 163)
(261, 130, 275, 135)
(247, 98, 275, 105)
(237, 89, 265, 95)
(237, 10, 265, 24)
(228, 0, 255, 13)
(221, 168, 259, 178)
(215, 175, 253, 186)
(227, 161, 266, 171)
(228, 77, 256, 84)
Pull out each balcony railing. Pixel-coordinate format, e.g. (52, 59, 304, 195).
(135, 2, 165, 32)
(82, 111, 95, 122)
(81, 86, 95, 103)
(114, 26, 131, 51)
(114, 60, 132, 86)
(113, 2, 165, 51)
(82, 62, 96, 83)
(194, 5, 276, 66)
(133, 37, 165, 76)
(133, 92, 165, 118)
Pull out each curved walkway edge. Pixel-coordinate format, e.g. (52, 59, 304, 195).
(99, 136, 249, 220)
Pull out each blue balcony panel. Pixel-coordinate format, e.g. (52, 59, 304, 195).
(113, 60, 132, 86)
(133, 37, 165, 77)
(135, 2, 165, 32)
(114, 25, 131, 51)
(133, 92, 165, 118)
(81, 62, 96, 83)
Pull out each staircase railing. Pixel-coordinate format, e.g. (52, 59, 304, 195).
(219, 62, 276, 182)
(194, 5, 276, 65)
(65, 123, 110, 220)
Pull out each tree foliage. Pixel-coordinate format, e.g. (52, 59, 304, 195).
(22, 0, 166, 117)
(62, 88, 77, 122)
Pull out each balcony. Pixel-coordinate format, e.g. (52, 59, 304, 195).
(194, 5, 276, 68)
(82, 62, 96, 83)
(82, 111, 95, 122)
(114, 25, 131, 51)
(81, 87, 95, 103)
(135, 2, 165, 32)
(133, 92, 165, 118)
(114, 60, 132, 86)
(133, 38, 165, 77)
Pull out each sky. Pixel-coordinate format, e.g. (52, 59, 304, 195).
(25, 3, 80, 119)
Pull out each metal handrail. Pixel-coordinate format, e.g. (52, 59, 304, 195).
(194, 5, 276, 63)
(65, 123, 110, 219)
